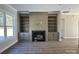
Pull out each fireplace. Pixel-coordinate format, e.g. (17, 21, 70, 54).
(32, 31, 45, 41)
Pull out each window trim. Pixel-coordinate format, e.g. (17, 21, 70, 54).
(5, 13, 14, 37)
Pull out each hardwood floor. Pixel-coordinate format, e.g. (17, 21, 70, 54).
(2, 39, 79, 54)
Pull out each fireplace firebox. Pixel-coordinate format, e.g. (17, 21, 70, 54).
(32, 31, 45, 41)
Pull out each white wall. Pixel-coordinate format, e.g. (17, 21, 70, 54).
(58, 12, 79, 39)
(57, 12, 63, 41)
(63, 15, 78, 38)
(0, 4, 18, 53)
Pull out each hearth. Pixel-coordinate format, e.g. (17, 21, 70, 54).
(32, 31, 45, 41)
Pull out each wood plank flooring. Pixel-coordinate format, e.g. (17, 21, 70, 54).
(2, 39, 79, 54)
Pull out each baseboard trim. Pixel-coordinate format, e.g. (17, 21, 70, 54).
(63, 37, 79, 39)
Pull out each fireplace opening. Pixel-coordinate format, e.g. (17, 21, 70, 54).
(32, 31, 45, 41)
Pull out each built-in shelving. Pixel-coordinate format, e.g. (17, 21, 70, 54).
(19, 14, 29, 32)
(19, 13, 30, 41)
(48, 14, 57, 32)
(48, 14, 58, 41)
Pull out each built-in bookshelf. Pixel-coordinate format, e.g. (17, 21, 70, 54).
(48, 14, 57, 32)
(19, 14, 29, 32)
(48, 14, 59, 41)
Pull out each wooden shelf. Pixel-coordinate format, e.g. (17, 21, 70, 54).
(19, 14, 29, 32)
(48, 14, 57, 32)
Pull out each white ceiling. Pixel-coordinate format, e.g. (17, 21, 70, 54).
(10, 4, 79, 12)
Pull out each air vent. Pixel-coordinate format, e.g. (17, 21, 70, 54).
(62, 11, 70, 13)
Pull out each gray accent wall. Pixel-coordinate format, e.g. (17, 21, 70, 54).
(29, 12, 48, 41)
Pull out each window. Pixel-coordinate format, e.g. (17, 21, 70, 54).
(0, 11, 14, 40)
(0, 12, 4, 39)
(6, 14, 13, 37)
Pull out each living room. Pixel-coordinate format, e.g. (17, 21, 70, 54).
(0, 4, 79, 54)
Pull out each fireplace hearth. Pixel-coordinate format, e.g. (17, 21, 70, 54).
(32, 31, 45, 41)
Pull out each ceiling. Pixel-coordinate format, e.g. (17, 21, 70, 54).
(10, 4, 79, 12)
